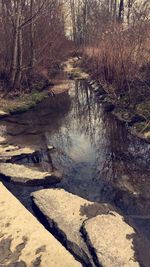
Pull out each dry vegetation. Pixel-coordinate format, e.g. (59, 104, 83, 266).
(77, 1, 150, 102)
(0, 0, 72, 96)
(0, 0, 149, 137)
(83, 22, 150, 102)
(68, 0, 150, 139)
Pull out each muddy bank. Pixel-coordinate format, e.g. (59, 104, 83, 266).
(0, 60, 73, 117)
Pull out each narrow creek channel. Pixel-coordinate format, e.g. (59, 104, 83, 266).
(0, 79, 150, 258)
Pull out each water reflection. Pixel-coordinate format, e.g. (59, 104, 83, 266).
(0, 80, 150, 219)
(46, 81, 150, 218)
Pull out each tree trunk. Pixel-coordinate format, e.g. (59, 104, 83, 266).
(9, 0, 22, 89)
(1, 0, 9, 71)
(107, 0, 110, 14)
(110, 0, 114, 18)
(118, 0, 124, 22)
(127, 0, 132, 25)
(9, 26, 19, 87)
(29, 0, 35, 71)
(70, 0, 77, 43)
(113, 0, 117, 23)
(83, 2, 87, 44)
(13, 26, 23, 89)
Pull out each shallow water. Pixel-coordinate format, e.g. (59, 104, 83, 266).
(0, 80, 150, 239)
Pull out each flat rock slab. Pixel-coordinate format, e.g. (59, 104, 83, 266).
(0, 136, 6, 144)
(0, 110, 8, 118)
(0, 144, 36, 162)
(0, 163, 62, 185)
(0, 183, 81, 267)
(32, 188, 113, 266)
(83, 212, 140, 267)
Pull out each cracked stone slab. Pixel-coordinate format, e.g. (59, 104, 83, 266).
(32, 188, 113, 266)
(0, 163, 62, 185)
(0, 183, 81, 267)
(0, 145, 37, 162)
(83, 212, 140, 267)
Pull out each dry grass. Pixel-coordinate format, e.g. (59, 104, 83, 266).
(83, 22, 150, 100)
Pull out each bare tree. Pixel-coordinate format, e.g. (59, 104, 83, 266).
(118, 0, 124, 22)
(0, 0, 68, 92)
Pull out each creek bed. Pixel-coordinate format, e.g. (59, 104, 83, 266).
(0, 79, 150, 241)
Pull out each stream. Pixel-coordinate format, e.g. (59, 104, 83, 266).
(0, 79, 150, 245)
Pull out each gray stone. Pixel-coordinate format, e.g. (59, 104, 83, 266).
(0, 183, 81, 267)
(0, 163, 62, 185)
(89, 80, 96, 86)
(0, 145, 36, 162)
(83, 212, 140, 267)
(0, 136, 6, 144)
(0, 110, 8, 118)
(32, 188, 113, 266)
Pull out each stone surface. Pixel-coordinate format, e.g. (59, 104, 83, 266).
(0, 145, 36, 162)
(0, 136, 6, 144)
(0, 163, 62, 185)
(88, 80, 96, 86)
(0, 110, 8, 118)
(0, 183, 81, 267)
(32, 188, 113, 266)
(83, 212, 140, 267)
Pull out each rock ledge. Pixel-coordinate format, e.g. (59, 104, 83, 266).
(0, 182, 81, 267)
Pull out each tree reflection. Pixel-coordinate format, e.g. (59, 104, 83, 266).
(1, 79, 150, 217)
(48, 80, 150, 217)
